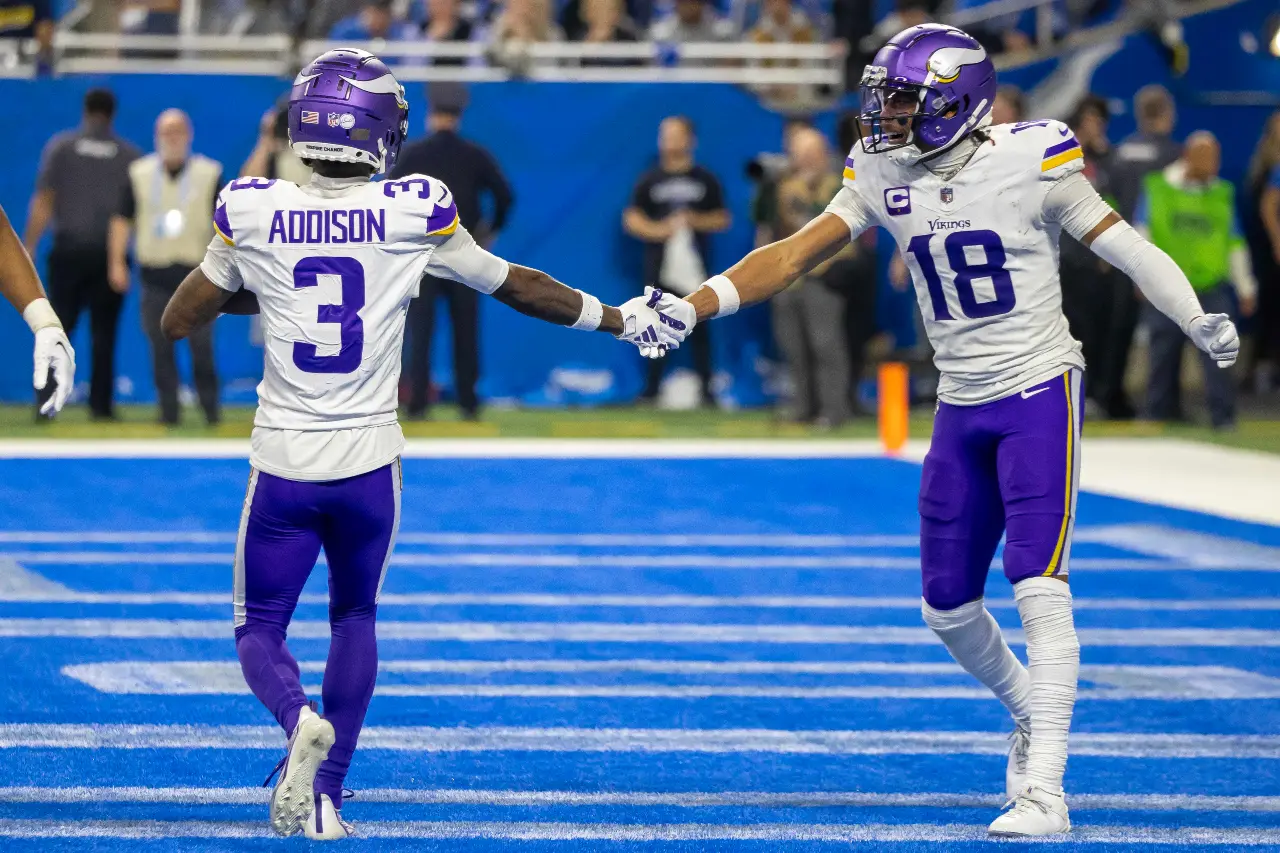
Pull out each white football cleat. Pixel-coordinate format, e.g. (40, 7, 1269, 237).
(1005, 721, 1031, 799)
(988, 786, 1071, 837)
(268, 706, 336, 837)
(304, 793, 354, 840)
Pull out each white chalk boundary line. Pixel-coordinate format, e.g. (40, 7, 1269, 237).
(61, 660, 1280, 701)
(0, 438, 1275, 525)
(6, 590, 1280, 611)
(0, 818, 1275, 844)
(0, 551, 1186, 571)
(6, 618, 1280, 646)
(4, 725, 1280, 758)
(0, 439, 911, 459)
(2, 787, 1278, 812)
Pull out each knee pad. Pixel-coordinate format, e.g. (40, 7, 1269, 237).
(922, 597, 986, 632)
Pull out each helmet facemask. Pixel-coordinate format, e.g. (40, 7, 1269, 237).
(858, 64, 954, 155)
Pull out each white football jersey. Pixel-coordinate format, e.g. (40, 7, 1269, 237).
(200, 173, 508, 480)
(826, 120, 1089, 405)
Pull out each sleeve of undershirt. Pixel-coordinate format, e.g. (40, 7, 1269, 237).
(1044, 172, 1204, 335)
(424, 223, 510, 295)
(822, 186, 875, 241)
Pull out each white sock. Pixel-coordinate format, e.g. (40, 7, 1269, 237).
(922, 598, 1031, 725)
(1014, 577, 1080, 794)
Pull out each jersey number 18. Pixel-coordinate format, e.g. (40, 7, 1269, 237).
(906, 230, 1016, 321)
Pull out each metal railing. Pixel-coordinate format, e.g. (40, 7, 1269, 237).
(32, 31, 846, 85)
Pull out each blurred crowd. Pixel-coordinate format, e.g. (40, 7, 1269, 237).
(0, 0, 1185, 85)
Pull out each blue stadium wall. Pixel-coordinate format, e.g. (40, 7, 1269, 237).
(1, 0, 1275, 407)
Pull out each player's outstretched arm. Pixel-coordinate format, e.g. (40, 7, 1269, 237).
(0, 204, 74, 416)
(1047, 174, 1239, 368)
(493, 264, 627, 335)
(684, 212, 851, 322)
(427, 222, 680, 357)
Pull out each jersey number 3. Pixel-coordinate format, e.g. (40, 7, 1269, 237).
(293, 256, 365, 374)
(907, 230, 1015, 321)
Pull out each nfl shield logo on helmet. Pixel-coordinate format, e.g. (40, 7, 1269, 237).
(300, 110, 319, 124)
(328, 112, 343, 127)
(940, 187, 954, 204)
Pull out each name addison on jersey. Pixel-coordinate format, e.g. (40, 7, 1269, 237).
(268, 208, 388, 245)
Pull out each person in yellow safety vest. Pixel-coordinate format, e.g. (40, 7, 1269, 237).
(1134, 130, 1257, 429)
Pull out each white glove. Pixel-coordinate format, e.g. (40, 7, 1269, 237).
(617, 289, 686, 359)
(1187, 313, 1239, 369)
(34, 325, 75, 416)
(616, 296, 669, 359)
(646, 286, 696, 349)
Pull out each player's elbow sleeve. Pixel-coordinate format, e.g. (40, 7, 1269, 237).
(1090, 220, 1202, 334)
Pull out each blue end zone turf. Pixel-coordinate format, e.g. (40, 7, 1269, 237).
(0, 455, 1277, 850)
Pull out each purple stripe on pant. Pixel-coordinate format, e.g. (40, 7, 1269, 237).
(234, 460, 400, 807)
(919, 370, 1083, 610)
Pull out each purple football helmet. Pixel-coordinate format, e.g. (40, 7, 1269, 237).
(858, 24, 996, 156)
(288, 48, 409, 173)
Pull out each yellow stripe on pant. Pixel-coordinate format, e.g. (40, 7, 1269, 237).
(1043, 372, 1074, 576)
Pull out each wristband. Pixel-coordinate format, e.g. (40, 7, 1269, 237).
(22, 298, 62, 333)
(571, 290, 603, 331)
(704, 275, 740, 318)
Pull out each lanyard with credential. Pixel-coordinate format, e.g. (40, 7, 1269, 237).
(152, 158, 192, 239)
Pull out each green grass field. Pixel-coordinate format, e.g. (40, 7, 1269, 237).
(2, 404, 1277, 454)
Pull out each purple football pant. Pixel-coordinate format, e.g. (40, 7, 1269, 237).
(919, 370, 1083, 610)
(233, 459, 402, 807)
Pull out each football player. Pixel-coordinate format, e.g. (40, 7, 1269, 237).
(0, 204, 74, 416)
(161, 48, 679, 839)
(653, 24, 1239, 837)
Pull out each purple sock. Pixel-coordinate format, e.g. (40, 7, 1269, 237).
(314, 602, 378, 808)
(235, 623, 308, 736)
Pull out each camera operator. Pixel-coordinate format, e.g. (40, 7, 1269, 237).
(240, 98, 313, 184)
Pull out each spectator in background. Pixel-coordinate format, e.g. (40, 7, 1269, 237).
(831, 0, 874, 90)
(1135, 131, 1256, 430)
(119, 0, 179, 35)
(865, 0, 930, 59)
(24, 88, 140, 421)
(329, 0, 420, 39)
(108, 109, 223, 427)
(624, 116, 730, 407)
(574, 0, 640, 65)
(390, 83, 513, 421)
(748, 0, 818, 106)
(241, 99, 313, 185)
(1245, 111, 1280, 393)
(992, 84, 1026, 125)
(424, 0, 473, 65)
(1059, 94, 1115, 409)
(650, 0, 735, 43)
(0, 0, 53, 72)
(749, 0, 816, 44)
(486, 0, 563, 75)
(771, 128, 854, 428)
(1102, 83, 1180, 419)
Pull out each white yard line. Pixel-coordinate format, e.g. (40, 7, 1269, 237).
(60, 660, 1280, 701)
(4, 618, 1280, 646)
(1, 786, 1277, 812)
(0, 818, 1275, 843)
(4, 590, 1278, 610)
(3, 724, 1280, 758)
